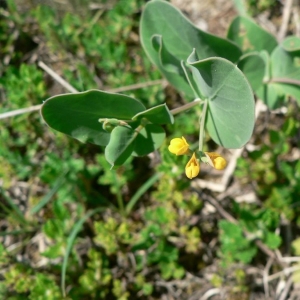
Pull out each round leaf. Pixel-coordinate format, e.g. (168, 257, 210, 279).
(187, 53, 255, 148)
(41, 90, 145, 146)
(140, 0, 242, 96)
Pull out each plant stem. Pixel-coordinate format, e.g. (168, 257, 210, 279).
(268, 77, 300, 86)
(125, 173, 162, 215)
(113, 171, 125, 215)
(170, 98, 202, 115)
(199, 99, 208, 151)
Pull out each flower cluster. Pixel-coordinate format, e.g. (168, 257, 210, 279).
(168, 137, 227, 179)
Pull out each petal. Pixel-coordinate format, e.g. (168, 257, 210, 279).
(171, 138, 184, 146)
(185, 166, 193, 179)
(181, 136, 189, 146)
(185, 153, 200, 179)
(176, 145, 189, 155)
(168, 137, 190, 155)
(204, 152, 227, 170)
(214, 157, 227, 170)
(168, 144, 179, 154)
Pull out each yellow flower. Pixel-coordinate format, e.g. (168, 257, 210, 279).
(168, 136, 190, 155)
(185, 152, 200, 179)
(204, 152, 227, 170)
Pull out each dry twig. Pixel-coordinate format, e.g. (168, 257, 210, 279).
(0, 61, 165, 120)
(192, 189, 283, 265)
(278, 0, 294, 41)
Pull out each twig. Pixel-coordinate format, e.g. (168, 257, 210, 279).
(200, 288, 221, 300)
(170, 98, 202, 115)
(279, 256, 300, 263)
(38, 61, 78, 93)
(193, 189, 283, 264)
(278, 276, 293, 300)
(267, 265, 300, 282)
(195, 191, 237, 224)
(255, 240, 279, 262)
(263, 257, 274, 298)
(292, 6, 300, 37)
(108, 79, 166, 93)
(278, 0, 294, 42)
(0, 61, 166, 120)
(270, 77, 300, 86)
(0, 104, 42, 120)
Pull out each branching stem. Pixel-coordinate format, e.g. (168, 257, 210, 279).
(170, 98, 202, 115)
(198, 99, 208, 151)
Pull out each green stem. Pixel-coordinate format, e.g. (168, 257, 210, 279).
(267, 77, 300, 85)
(112, 171, 125, 215)
(125, 173, 162, 215)
(199, 99, 208, 151)
(170, 98, 202, 115)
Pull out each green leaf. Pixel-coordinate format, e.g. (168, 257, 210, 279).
(125, 173, 162, 215)
(0, 186, 27, 226)
(257, 45, 300, 108)
(234, 247, 257, 263)
(61, 208, 104, 297)
(148, 31, 193, 97)
(292, 238, 300, 256)
(265, 232, 281, 250)
(30, 171, 67, 215)
(232, 0, 248, 16)
(41, 242, 64, 259)
(227, 16, 277, 54)
(151, 34, 185, 75)
(237, 53, 265, 92)
(41, 90, 145, 146)
(256, 82, 285, 109)
(187, 51, 255, 148)
(132, 103, 174, 124)
(219, 220, 257, 264)
(132, 124, 165, 156)
(282, 36, 300, 53)
(30, 274, 61, 300)
(105, 126, 136, 167)
(140, 0, 242, 96)
(272, 45, 300, 80)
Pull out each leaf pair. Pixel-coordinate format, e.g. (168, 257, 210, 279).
(228, 16, 300, 108)
(41, 90, 173, 166)
(141, 0, 255, 148)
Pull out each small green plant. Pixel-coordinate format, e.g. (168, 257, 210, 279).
(40, 0, 300, 181)
(2, 0, 300, 299)
(40, 0, 257, 177)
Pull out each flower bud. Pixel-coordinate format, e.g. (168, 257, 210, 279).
(185, 152, 200, 179)
(168, 136, 189, 155)
(204, 152, 227, 170)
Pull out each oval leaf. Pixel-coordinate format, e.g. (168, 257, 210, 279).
(282, 36, 300, 53)
(227, 16, 277, 54)
(140, 0, 242, 96)
(187, 52, 255, 148)
(105, 126, 136, 167)
(41, 90, 145, 146)
(237, 53, 265, 92)
(132, 103, 174, 124)
(133, 124, 165, 156)
(272, 45, 300, 106)
(257, 45, 300, 108)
